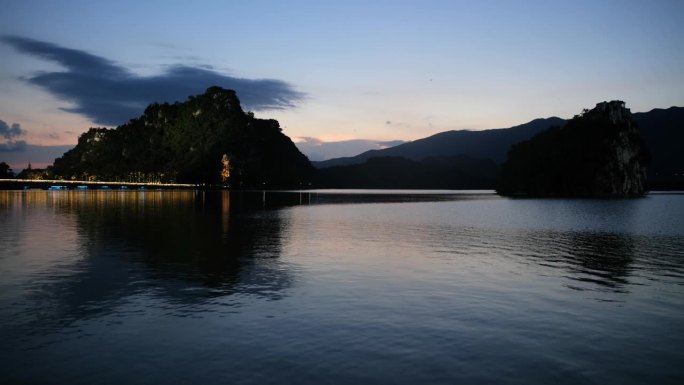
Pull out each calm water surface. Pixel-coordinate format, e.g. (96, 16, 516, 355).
(1, 190, 683, 384)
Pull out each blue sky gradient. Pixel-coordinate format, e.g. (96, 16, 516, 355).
(0, 0, 682, 166)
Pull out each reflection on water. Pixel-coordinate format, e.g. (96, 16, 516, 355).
(562, 232, 634, 290)
(507, 230, 639, 292)
(0, 191, 297, 342)
(1, 190, 683, 384)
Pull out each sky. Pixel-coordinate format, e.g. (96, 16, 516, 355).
(1, 0, 683, 167)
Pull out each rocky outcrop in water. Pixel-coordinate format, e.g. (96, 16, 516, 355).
(497, 101, 649, 197)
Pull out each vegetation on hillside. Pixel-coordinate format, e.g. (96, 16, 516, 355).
(50, 87, 313, 188)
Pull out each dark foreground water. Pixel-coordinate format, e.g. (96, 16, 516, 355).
(1, 190, 683, 384)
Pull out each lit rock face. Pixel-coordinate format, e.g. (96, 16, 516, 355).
(497, 101, 649, 197)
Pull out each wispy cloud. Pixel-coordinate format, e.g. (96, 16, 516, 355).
(0, 119, 27, 152)
(2, 35, 305, 126)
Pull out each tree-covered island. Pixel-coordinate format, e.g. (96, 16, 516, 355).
(50, 86, 314, 188)
(497, 101, 650, 197)
(2, 97, 668, 194)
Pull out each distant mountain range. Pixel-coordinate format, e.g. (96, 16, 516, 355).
(632, 107, 684, 187)
(314, 106, 684, 189)
(313, 117, 566, 168)
(295, 138, 406, 161)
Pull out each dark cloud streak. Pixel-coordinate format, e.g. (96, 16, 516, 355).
(0, 120, 25, 139)
(0, 119, 27, 152)
(0, 140, 27, 152)
(2, 36, 305, 126)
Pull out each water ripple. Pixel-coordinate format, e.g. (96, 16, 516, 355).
(1, 191, 683, 384)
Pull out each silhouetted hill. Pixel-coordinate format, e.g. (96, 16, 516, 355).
(315, 106, 683, 190)
(497, 101, 649, 197)
(633, 107, 684, 188)
(51, 87, 313, 187)
(316, 156, 498, 189)
(313, 117, 566, 168)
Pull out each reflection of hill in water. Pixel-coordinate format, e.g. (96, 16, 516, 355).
(513, 229, 684, 293)
(19, 191, 298, 332)
(517, 231, 636, 291)
(423, 222, 683, 295)
(301, 190, 498, 205)
(9, 190, 684, 333)
(18, 189, 496, 328)
(562, 233, 634, 290)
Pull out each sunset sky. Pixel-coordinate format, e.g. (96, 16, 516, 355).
(1, 0, 683, 167)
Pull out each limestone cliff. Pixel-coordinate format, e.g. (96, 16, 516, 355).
(497, 101, 649, 197)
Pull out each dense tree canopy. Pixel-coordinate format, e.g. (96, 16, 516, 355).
(51, 87, 314, 187)
(0, 162, 14, 179)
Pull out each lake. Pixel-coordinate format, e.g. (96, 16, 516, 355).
(1, 190, 683, 384)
